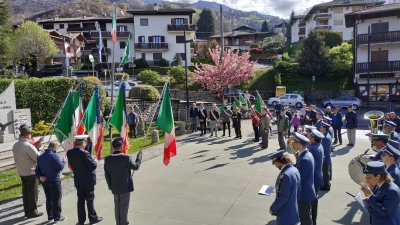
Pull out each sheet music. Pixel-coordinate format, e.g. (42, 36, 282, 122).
(355, 192, 370, 212)
(258, 185, 274, 196)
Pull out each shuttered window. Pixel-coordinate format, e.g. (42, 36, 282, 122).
(176, 36, 185, 43)
(352, 6, 361, 11)
(371, 50, 388, 63)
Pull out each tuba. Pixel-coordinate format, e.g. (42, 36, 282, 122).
(364, 111, 384, 151)
(286, 136, 299, 159)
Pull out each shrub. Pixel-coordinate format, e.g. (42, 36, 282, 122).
(250, 43, 259, 48)
(134, 58, 149, 69)
(191, 57, 200, 65)
(274, 71, 282, 86)
(315, 30, 343, 49)
(0, 69, 29, 79)
(129, 85, 160, 101)
(31, 120, 52, 136)
(159, 58, 169, 67)
(83, 76, 101, 85)
(271, 56, 282, 68)
(275, 62, 300, 85)
(250, 46, 264, 54)
(137, 70, 161, 86)
(168, 66, 186, 84)
(0, 78, 107, 125)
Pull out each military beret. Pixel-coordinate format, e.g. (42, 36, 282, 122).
(372, 134, 389, 141)
(310, 129, 324, 140)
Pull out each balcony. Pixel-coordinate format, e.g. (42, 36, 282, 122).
(314, 25, 331, 30)
(91, 31, 131, 38)
(357, 31, 400, 46)
(299, 22, 306, 27)
(356, 61, 400, 73)
(134, 43, 168, 50)
(82, 26, 97, 31)
(66, 27, 83, 32)
(314, 13, 331, 20)
(147, 60, 170, 67)
(167, 24, 197, 32)
(91, 47, 111, 55)
(298, 30, 306, 35)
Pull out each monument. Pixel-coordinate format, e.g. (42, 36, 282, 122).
(13, 109, 32, 136)
(0, 81, 17, 143)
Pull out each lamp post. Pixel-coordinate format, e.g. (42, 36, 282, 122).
(183, 30, 196, 123)
(367, 26, 371, 112)
(89, 54, 95, 77)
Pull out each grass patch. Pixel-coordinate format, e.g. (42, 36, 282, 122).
(0, 170, 72, 202)
(238, 68, 275, 90)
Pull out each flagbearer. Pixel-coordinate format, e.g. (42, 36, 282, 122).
(232, 106, 242, 139)
(67, 135, 103, 225)
(104, 138, 142, 225)
(198, 103, 208, 136)
(260, 107, 271, 149)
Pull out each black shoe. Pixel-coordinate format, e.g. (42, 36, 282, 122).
(229, 135, 231, 137)
(48, 217, 54, 221)
(215, 135, 217, 137)
(222, 135, 225, 137)
(234, 136, 238, 139)
(262, 146, 268, 149)
(253, 139, 259, 142)
(90, 217, 103, 224)
(333, 141, 337, 145)
(239, 136, 242, 139)
(210, 135, 213, 137)
(320, 187, 331, 191)
(27, 212, 43, 218)
(76, 223, 84, 225)
(54, 215, 67, 223)
(339, 142, 342, 145)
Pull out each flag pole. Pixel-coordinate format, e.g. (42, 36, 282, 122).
(139, 81, 168, 151)
(109, 2, 117, 146)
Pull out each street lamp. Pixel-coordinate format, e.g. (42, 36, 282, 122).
(183, 30, 196, 122)
(88, 54, 95, 77)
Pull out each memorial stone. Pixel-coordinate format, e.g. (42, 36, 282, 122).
(13, 109, 32, 136)
(0, 81, 17, 143)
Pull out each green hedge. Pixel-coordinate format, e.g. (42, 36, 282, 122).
(129, 85, 160, 101)
(275, 62, 300, 85)
(0, 78, 107, 125)
(123, 65, 199, 76)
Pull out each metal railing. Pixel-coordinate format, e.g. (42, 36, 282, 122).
(314, 25, 331, 30)
(314, 13, 331, 20)
(134, 43, 169, 49)
(91, 31, 131, 38)
(356, 61, 400, 73)
(357, 31, 400, 46)
(147, 60, 169, 67)
(91, 47, 111, 54)
(167, 24, 197, 31)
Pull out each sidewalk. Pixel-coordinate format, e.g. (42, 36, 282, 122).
(1, 122, 372, 225)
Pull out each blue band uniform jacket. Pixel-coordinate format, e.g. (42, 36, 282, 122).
(387, 164, 400, 188)
(307, 143, 324, 187)
(296, 149, 316, 202)
(270, 164, 301, 225)
(367, 181, 400, 225)
(104, 151, 142, 195)
(67, 148, 97, 189)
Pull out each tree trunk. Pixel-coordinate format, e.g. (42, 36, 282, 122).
(221, 92, 225, 105)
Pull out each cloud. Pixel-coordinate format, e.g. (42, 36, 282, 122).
(179, 0, 324, 18)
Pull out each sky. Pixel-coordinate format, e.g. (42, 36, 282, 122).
(184, 0, 327, 18)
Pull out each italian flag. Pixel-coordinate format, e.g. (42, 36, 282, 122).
(109, 83, 129, 155)
(255, 92, 265, 114)
(156, 83, 176, 166)
(120, 37, 130, 65)
(54, 91, 76, 151)
(233, 97, 240, 113)
(111, 11, 117, 42)
(82, 87, 103, 160)
(74, 83, 85, 135)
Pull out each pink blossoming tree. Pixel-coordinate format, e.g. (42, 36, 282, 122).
(192, 46, 256, 103)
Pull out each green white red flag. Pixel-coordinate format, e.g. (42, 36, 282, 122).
(156, 83, 176, 166)
(74, 83, 85, 135)
(54, 91, 76, 151)
(82, 87, 103, 160)
(255, 92, 265, 114)
(111, 12, 117, 42)
(109, 83, 129, 155)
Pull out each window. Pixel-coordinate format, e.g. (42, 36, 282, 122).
(280, 95, 288, 100)
(120, 41, 126, 49)
(176, 36, 185, 43)
(59, 24, 64, 29)
(117, 25, 127, 31)
(175, 18, 184, 25)
(371, 22, 389, 33)
(180, 53, 186, 60)
(140, 19, 148, 26)
(352, 6, 362, 11)
(333, 19, 343, 25)
(141, 53, 146, 59)
(153, 36, 161, 43)
(43, 24, 54, 29)
(138, 36, 145, 43)
(153, 53, 162, 60)
(290, 95, 297, 99)
(103, 39, 107, 47)
(334, 7, 343, 13)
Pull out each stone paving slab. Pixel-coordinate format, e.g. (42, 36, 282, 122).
(1, 121, 374, 225)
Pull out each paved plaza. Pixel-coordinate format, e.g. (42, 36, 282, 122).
(1, 122, 373, 225)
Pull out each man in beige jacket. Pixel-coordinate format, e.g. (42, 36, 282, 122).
(261, 107, 271, 149)
(12, 125, 43, 218)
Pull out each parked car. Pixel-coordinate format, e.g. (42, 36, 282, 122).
(322, 96, 362, 110)
(267, 94, 304, 108)
(104, 81, 138, 97)
(219, 88, 256, 103)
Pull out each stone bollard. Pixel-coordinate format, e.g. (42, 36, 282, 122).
(179, 123, 186, 134)
(151, 130, 159, 144)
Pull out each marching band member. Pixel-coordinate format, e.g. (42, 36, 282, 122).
(269, 150, 301, 225)
(209, 104, 220, 137)
(383, 121, 400, 142)
(293, 132, 315, 225)
(314, 109, 324, 130)
(382, 144, 400, 187)
(387, 140, 400, 169)
(371, 134, 389, 161)
(320, 122, 333, 191)
(305, 128, 324, 224)
(361, 161, 400, 225)
(198, 103, 207, 136)
(322, 117, 334, 138)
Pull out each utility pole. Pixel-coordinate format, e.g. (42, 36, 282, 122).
(219, 4, 224, 61)
(367, 26, 371, 112)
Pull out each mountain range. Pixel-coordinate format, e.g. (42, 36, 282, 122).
(10, 0, 285, 32)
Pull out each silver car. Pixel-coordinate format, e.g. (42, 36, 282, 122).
(321, 96, 363, 110)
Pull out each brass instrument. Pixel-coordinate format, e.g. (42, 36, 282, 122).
(364, 111, 384, 151)
(348, 149, 373, 184)
(286, 136, 299, 159)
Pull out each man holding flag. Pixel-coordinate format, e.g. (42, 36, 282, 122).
(109, 83, 129, 155)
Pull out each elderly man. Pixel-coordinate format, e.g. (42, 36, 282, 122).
(209, 104, 220, 137)
(190, 103, 199, 132)
(105, 138, 142, 225)
(331, 107, 343, 145)
(12, 125, 43, 218)
(67, 135, 102, 225)
(260, 107, 271, 149)
(324, 106, 333, 119)
(35, 141, 67, 223)
(198, 103, 208, 136)
(127, 107, 139, 138)
(277, 108, 289, 151)
(244, 90, 250, 101)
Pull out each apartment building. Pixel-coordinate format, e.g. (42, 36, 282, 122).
(291, 15, 305, 43)
(47, 30, 88, 64)
(210, 25, 258, 51)
(127, 5, 196, 66)
(345, 3, 400, 103)
(291, 0, 385, 43)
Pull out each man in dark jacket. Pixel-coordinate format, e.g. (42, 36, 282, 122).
(104, 138, 142, 225)
(190, 103, 199, 132)
(331, 107, 343, 145)
(35, 141, 67, 223)
(285, 106, 293, 137)
(197, 103, 207, 136)
(344, 105, 358, 146)
(67, 135, 103, 225)
(275, 100, 282, 120)
(127, 107, 139, 138)
(309, 105, 317, 125)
